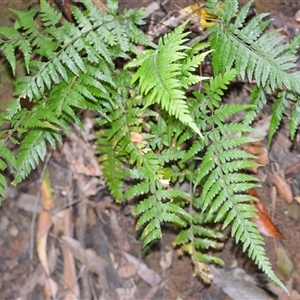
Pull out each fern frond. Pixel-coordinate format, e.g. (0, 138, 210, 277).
(289, 98, 300, 140)
(221, 199, 286, 290)
(135, 193, 190, 247)
(13, 129, 62, 185)
(0, 141, 16, 200)
(127, 20, 211, 136)
(209, 1, 300, 92)
(268, 91, 290, 144)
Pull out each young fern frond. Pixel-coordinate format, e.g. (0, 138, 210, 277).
(127, 20, 210, 137)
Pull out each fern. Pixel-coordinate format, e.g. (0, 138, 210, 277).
(126, 20, 211, 136)
(0, 0, 298, 294)
(206, 0, 300, 141)
(0, 0, 151, 190)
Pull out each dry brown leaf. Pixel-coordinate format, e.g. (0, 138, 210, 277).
(210, 266, 271, 300)
(60, 210, 80, 299)
(285, 161, 300, 181)
(91, 0, 106, 13)
(44, 278, 58, 300)
(37, 210, 52, 276)
(36, 210, 57, 299)
(130, 131, 145, 143)
(117, 262, 136, 279)
(60, 236, 107, 276)
(41, 168, 54, 211)
(122, 251, 162, 286)
(271, 174, 293, 203)
(249, 189, 285, 239)
(244, 141, 269, 173)
(21, 242, 57, 297)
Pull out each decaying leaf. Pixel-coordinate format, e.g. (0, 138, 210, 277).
(61, 210, 80, 300)
(117, 262, 136, 279)
(130, 131, 145, 143)
(244, 141, 269, 173)
(287, 200, 300, 221)
(61, 236, 107, 276)
(271, 174, 293, 203)
(122, 251, 162, 286)
(284, 161, 300, 181)
(249, 189, 285, 239)
(210, 266, 271, 300)
(179, 2, 222, 28)
(276, 241, 296, 280)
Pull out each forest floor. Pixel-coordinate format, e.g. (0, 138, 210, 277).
(1, 1, 300, 299)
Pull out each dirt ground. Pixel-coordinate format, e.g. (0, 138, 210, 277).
(1, 0, 300, 299)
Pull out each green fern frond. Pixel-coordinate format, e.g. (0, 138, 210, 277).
(135, 193, 190, 247)
(0, 141, 16, 200)
(174, 208, 225, 266)
(127, 20, 211, 136)
(208, 0, 300, 90)
(269, 91, 290, 144)
(207, 0, 300, 142)
(221, 199, 286, 290)
(13, 129, 62, 185)
(0, 0, 293, 293)
(289, 98, 300, 140)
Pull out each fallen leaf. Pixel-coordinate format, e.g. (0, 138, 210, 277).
(271, 174, 293, 203)
(249, 189, 285, 239)
(130, 131, 145, 143)
(117, 262, 136, 279)
(179, 2, 223, 28)
(36, 210, 57, 299)
(210, 266, 271, 300)
(37, 210, 53, 277)
(285, 161, 300, 181)
(41, 168, 54, 211)
(61, 209, 80, 300)
(276, 241, 296, 280)
(44, 277, 58, 300)
(244, 141, 269, 173)
(287, 201, 300, 221)
(122, 251, 162, 286)
(60, 236, 107, 276)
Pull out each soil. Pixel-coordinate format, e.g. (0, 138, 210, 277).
(1, 1, 300, 300)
